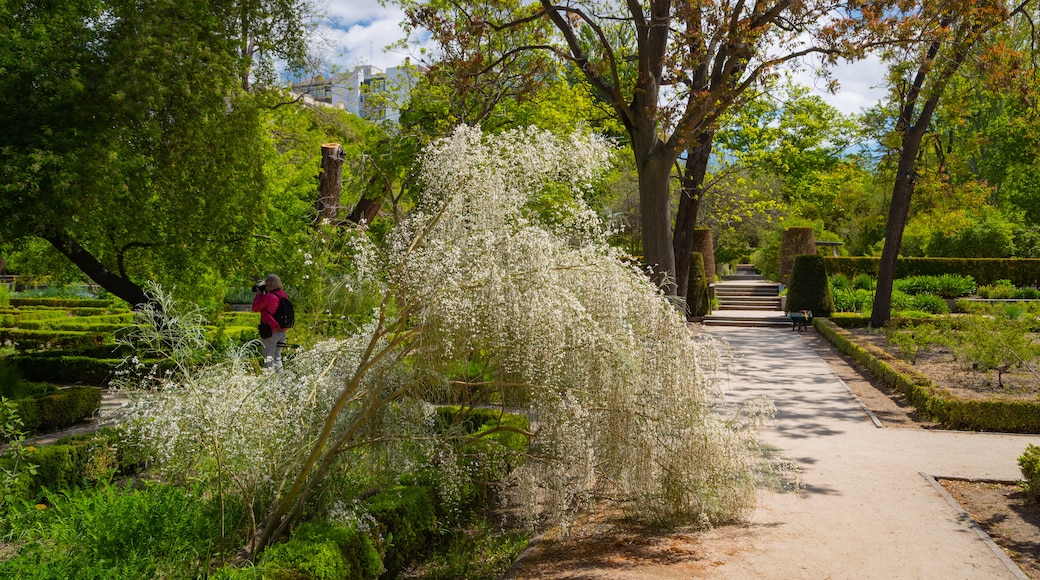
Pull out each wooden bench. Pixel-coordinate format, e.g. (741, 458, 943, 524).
(788, 310, 812, 331)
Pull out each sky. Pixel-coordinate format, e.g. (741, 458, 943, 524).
(323, 0, 888, 116)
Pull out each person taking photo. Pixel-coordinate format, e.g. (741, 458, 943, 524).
(252, 273, 289, 372)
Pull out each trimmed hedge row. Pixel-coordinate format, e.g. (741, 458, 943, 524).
(12, 386, 102, 435)
(9, 353, 122, 385)
(9, 298, 118, 308)
(0, 328, 110, 351)
(815, 318, 1040, 433)
(824, 256, 1040, 287)
(1, 429, 148, 503)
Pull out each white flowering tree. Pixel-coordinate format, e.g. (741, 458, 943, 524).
(123, 125, 766, 561)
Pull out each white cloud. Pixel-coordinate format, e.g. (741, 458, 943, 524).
(793, 54, 889, 116)
(318, 0, 415, 71)
(316, 2, 888, 114)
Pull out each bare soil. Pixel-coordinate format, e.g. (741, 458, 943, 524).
(505, 327, 1040, 579)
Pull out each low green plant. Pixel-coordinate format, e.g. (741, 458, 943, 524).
(853, 274, 875, 290)
(0, 397, 38, 508)
(978, 279, 1016, 299)
(404, 517, 529, 580)
(831, 287, 873, 313)
(954, 316, 1040, 388)
(0, 482, 234, 579)
(908, 293, 948, 315)
(893, 274, 975, 298)
(1020, 444, 1040, 502)
(214, 520, 382, 580)
(829, 273, 852, 291)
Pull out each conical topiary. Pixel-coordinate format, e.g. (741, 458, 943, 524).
(687, 251, 709, 318)
(786, 254, 834, 316)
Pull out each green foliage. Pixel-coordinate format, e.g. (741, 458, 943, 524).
(786, 254, 834, 315)
(687, 251, 710, 317)
(0, 482, 233, 579)
(953, 316, 1040, 388)
(892, 275, 975, 298)
(1019, 445, 1040, 502)
(17, 386, 101, 435)
(0, 396, 38, 508)
(853, 274, 876, 290)
(907, 294, 949, 315)
(816, 318, 1040, 432)
(884, 322, 948, 364)
(830, 287, 874, 313)
(365, 486, 438, 576)
(824, 256, 1040, 287)
(829, 273, 852, 291)
(222, 521, 382, 580)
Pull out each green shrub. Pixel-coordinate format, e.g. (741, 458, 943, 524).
(829, 273, 852, 291)
(831, 288, 873, 313)
(853, 274, 875, 290)
(1020, 444, 1040, 502)
(786, 254, 834, 315)
(10, 386, 102, 436)
(823, 256, 1040, 287)
(978, 279, 1016, 299)
(0, 482, 230, 579)
(8, 297, 116, 308)
(816, 318, 1040, 432)
(893, 275, 975, 298)
(0, 328, 109, 352)
(223, 521, 382, 580)
(907, 294, 948, 315)
(687, 251, 710, 317)
(365, 486, 437, 576)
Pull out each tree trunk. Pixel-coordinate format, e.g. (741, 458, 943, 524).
(870, 132, 925, 327)
(637, 151, 677, 294)
(44, 232, 149, 306)
(672, 132, 715, 301)
(316, 143, 344, 222)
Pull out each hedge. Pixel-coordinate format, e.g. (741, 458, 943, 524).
(365, 485, 437, 576)
(0, 428, 148, 503)
(11, 386, 102, 435)
(815, 318, 1040, 433)
(8, 354, 121, 385)
(0, 328, 110, 352)
(824, 256, 1040, 287)
(9, 298, 118, 308)
(787, 254, 834, 315)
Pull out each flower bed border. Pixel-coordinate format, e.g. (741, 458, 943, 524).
(814, 317, 1040, 433)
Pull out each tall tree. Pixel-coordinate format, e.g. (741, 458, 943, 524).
(869, 0, 1033, 327)
(0, 0, 313, 307)
(402, 0, 869, 296)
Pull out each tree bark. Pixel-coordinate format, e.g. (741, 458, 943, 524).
(44, 231, 149, 306)
(316, 143, 344, 222)
(672, 132, 715, 301)
(636, 149, 678, 294)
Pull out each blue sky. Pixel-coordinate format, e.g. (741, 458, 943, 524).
(323, 0, 888, 116)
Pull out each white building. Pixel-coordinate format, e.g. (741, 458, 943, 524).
(292, 63, 420, 123)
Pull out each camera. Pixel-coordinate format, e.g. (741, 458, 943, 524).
(252, 281, 266, 293)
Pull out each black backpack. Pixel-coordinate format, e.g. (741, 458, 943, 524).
(273, 295, 295, 329)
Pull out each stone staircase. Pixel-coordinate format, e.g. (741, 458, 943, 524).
(702, 265, 791, 327)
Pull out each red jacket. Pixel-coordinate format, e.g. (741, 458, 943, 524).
(252, 289, 288, 332)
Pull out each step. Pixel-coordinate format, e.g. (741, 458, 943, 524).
(714, 287, 782, 297)
(702, 314, 792, 328)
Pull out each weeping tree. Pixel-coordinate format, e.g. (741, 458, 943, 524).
(122, 126, 769, 562)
